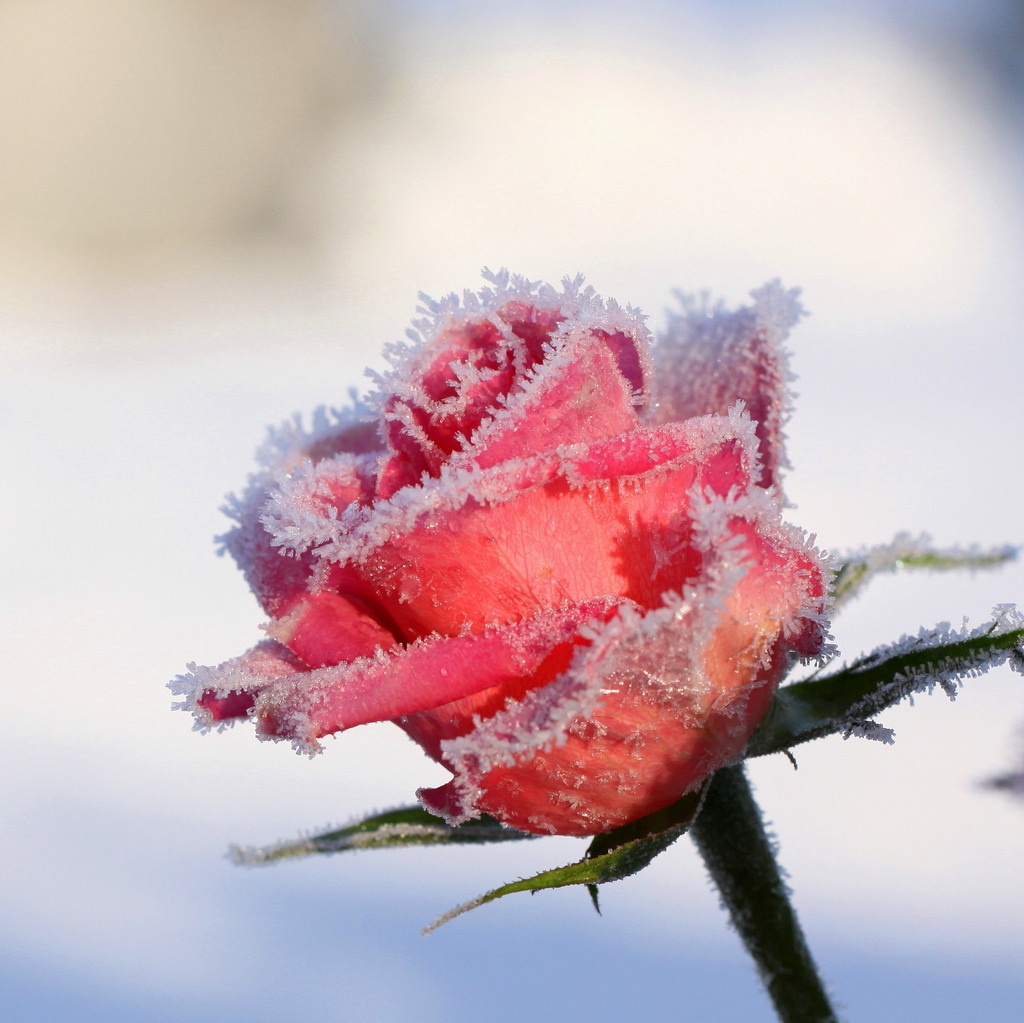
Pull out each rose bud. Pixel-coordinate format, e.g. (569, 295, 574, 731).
(172, 271, 830, 837)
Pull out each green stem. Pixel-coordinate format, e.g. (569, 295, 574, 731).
(689, 765, 838, 1023)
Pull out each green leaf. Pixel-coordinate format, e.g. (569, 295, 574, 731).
(749, 605, 1024, 758)
(831, 534, 1016, 611)
(229, 806, 534, 865)
(424, 783, 707, 933)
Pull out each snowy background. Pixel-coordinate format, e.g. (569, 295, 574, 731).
(2, 1, 1024, 1020)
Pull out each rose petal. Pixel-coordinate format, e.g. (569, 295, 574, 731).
(221, 509, 316, 618)
(421, 503, 825, 835)
(266, 590, 399, 668)
(373, 276, 652, 499)
(225, 450, 378, 615)
(170, 640, 307, 728)
(650, 281, 802, 490)
(457, 326, 643, 471)
(351, 415, 760, 639)
(376, 302, 561, 498)
(252, 597, 626, 750)
(260, 453, 378, 562)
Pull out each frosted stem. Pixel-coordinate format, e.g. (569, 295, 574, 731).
(690, 765, 838, 1023)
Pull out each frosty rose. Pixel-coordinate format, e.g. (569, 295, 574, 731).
(172, 271, 829, 836)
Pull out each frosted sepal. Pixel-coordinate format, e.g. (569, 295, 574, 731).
(831, 533, 1018, 611)
(749, 604, 1024, 755)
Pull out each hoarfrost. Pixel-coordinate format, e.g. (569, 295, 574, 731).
(218, 400, 383, 611)
(267, 413, 762, 570)
(373, 268, 650, 409)
(168, 640, 304, 731)
(229, 812, 531, 867)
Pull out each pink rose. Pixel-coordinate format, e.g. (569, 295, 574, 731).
(173, 271, 829, 837)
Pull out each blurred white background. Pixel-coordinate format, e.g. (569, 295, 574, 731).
(2, 2, 1024, 1020)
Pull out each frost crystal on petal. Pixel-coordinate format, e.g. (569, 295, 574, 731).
(219, 401, 384, 615)
(649, 281, 803, 493)
(169, 640, 307, 731)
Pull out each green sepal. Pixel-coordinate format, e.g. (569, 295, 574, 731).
(749, 606, 1024, 758)
(230, 806, 534, 865)
(831, 535, 1016, 611)
(424, 783, 707, 933)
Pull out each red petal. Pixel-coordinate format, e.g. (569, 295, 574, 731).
(421, 519, 825, 835)
(252, 598, 624, 747)
(355, 418, 756, 639)
(377, 307, 558, 498)
(191, 641, 308, 724)
(462, 328, 642, 471)
(375, 296, 650, 500)
(651, 283, 802, 490)
(221, 515, 315, 618)
(226, 452, 377, 616)
(269, 590, 399, 668)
